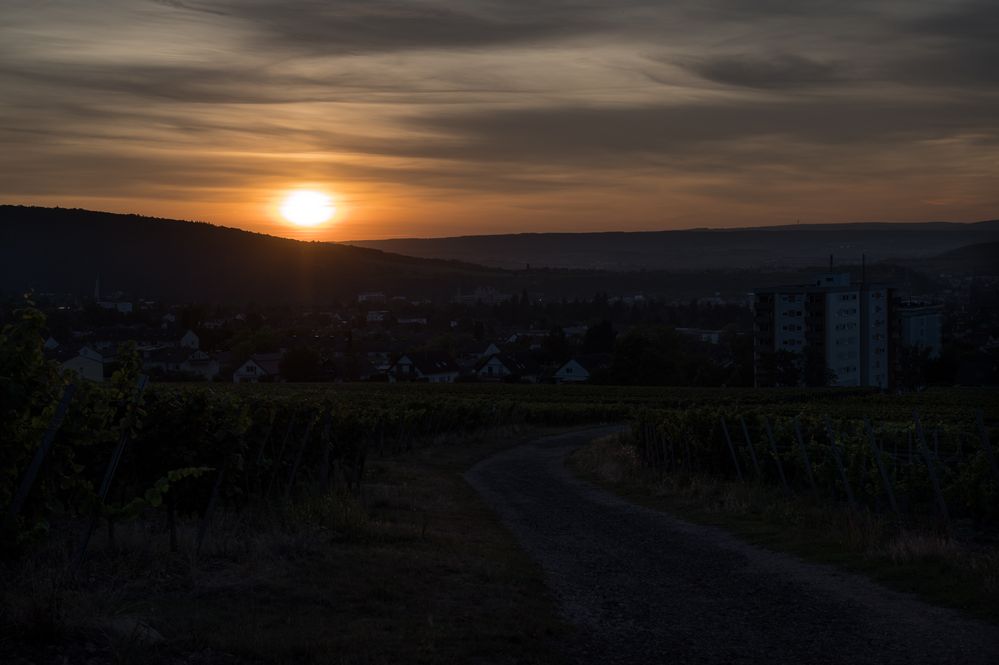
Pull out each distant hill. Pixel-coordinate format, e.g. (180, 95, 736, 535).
(345, 221, 999, 271)
(0, 206, 506, 303)
(912, 241, 999, 274)
(1, 206, 976, 305)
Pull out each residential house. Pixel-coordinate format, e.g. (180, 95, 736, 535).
(142, 347, 219, 381)
(97, 300, 134, 314)
(181, 350, 220, 381)
(676, 328, 723, 345)
(554, 354, 612, 383)
(452, 287, 512, 306)
(456, 341, 502, 371)
(476, 352, 541, 383)
(143, 347, 191, 375)
(179, 329, 200, 349)
(505, 330, 549, 350)
(388, 353, 460, 383)
(233, 353, 284, 383)
(352, 340, 405, 372)
(62, 346, 110, 382)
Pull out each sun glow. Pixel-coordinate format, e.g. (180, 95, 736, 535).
(280, 190, 335, 227)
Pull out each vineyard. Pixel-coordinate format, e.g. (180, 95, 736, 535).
(629, 400, 999, 530)
(3, 303, 999, 561)
(4, 308, 652, 558)
(2, 355, 611, 558)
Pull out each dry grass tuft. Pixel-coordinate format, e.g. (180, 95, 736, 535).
(569, 432, 999, 624)
(883, 532, 961, 565)
(571, 434, 638, 484)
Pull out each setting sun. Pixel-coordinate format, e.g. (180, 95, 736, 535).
(280, 190, 335, 227)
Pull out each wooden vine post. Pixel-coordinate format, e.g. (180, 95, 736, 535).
(863, 417, 899, 518)
(318, 407, 335, 490)
(975, 409, 999, 486)
(266, 410, 298, 498)
(719, 417, 744, 482)
(285, 411, 317, 498)
(913, 410, 950, 526)
(793, 417, 820, 502)
(252, 409, 278, 466)
(824, 417, 857, 510)
(75, 375, 149, 567)
(762, 416, 790, 495)
(197, 408, 250, 556)
(8, 383, 77, 519)
(738, 416, 763, 480)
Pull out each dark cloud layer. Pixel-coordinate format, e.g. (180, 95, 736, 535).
(207, 0, 607, 55)
(1, 0, 997, 236)
(681, 54, 845, 90)
(410, 97, 999, 160)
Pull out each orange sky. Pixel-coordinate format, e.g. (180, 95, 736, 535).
(2, 1, 997, 241)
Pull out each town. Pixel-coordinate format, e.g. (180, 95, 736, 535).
(22, 266, 999, 389)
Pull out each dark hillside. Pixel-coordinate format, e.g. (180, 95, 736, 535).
(916, 241, 999, 274)
(0, 206, 963, 304)
(0, 206, 503, 303)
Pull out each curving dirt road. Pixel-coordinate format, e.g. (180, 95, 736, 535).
(466, 427, 999, 664)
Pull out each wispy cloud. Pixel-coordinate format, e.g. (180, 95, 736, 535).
(1, 0, 996, 237)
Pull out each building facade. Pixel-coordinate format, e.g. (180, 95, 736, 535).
(753, 273, 891, 388)
(896, 301, 943, 359)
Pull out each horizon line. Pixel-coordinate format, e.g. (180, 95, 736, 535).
(2, 203, 996, 245)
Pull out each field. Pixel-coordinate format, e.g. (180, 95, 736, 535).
(3, 321, 998, 661)
(5, 359, 996, 564)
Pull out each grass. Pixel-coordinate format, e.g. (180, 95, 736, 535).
(568, 433, 999, 624)
(1, 426, 570, 664)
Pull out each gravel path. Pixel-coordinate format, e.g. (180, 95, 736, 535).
(466, 426, 999, 664)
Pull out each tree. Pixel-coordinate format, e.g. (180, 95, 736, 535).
(720, 326, 753, 387)
(541, 326, 570, 364)
(279, 347, 320, 382)
(766, 349, 801, 387)
(803, 344, 836, 387)
(180, 304, 206, 331)
(897, 345, 931, 391)
(609, 326, 684, 385)
(244, 310, 264, 331)
(582, 319, 616, 354)
(229, 326, 279, 367)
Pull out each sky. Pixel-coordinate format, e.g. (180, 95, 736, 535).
(1, 1, 997, 240)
